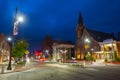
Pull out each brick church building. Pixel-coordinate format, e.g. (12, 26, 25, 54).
(75, 13, 114, 60)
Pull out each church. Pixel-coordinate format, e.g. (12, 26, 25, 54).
(75, 13, 117, 61)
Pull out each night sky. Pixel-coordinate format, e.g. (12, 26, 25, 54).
(0, 0, 120, 51)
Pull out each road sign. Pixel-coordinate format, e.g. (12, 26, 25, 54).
(25, 50, 30, 54)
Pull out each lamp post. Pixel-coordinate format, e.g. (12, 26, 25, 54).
(7, 37, 12, 70)
(7, 7, 24, 70)
(1, 37, 12, 73)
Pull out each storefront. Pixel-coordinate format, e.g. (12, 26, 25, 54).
(93, 39, 118, 61)
(52, 43, 74, 61)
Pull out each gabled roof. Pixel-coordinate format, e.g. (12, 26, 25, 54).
(76, 12, 115, 42)
(87, 29, 114, 42)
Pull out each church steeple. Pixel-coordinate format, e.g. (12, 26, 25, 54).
(78, 12, 83, 26)
(76, 12, 84, 39)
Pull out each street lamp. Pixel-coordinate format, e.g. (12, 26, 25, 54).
(7, 37, 12, 41)
(85, 38, 90, 43)
(17, 16, 24, 23)
(7, 7, 24, 70)
(7, 37, 12, 70)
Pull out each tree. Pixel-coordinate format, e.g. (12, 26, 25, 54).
(12, 39, 29, 58)
(41, 35, 53, 59)
(85, 52, 92, 60)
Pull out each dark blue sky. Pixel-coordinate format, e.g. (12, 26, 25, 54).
(0, 0, 120, 51)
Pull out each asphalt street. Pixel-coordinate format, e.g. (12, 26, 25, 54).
(0, 61, 120, 80)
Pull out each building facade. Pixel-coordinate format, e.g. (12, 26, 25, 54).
(0, 33, 10, 63)
(93, 39, 118, 61)
(52, 42, 74, 62)
(41, 36, 74, 61)
(75, 13, 115, 60)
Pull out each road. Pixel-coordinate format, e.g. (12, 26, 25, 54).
(0, 61, 120, 80)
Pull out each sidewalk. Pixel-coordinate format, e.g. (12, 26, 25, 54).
(0, 64, 16, 74)
(0, 63, 31, 74)
(59, 61, 120, 67)
(14, 65, 31, 72)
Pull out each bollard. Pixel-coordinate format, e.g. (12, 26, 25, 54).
(82, 61, 85, 68)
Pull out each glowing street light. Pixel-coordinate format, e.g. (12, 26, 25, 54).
(91, 48, 94, 51)
(17, 16, 24, 23)
(45, 50, 49, 53)
(7, 37, 12, 41)
(13, 7, 24, 36)
(85, 38, 90, 43)
(14, 16, 24, 25)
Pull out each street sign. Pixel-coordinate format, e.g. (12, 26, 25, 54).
(25, 50, 30, 54)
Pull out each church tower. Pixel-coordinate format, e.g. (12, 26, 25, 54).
(76, 13, 84, 39)
(75, 13, 100, 60)
(75, 12, 85, 60)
